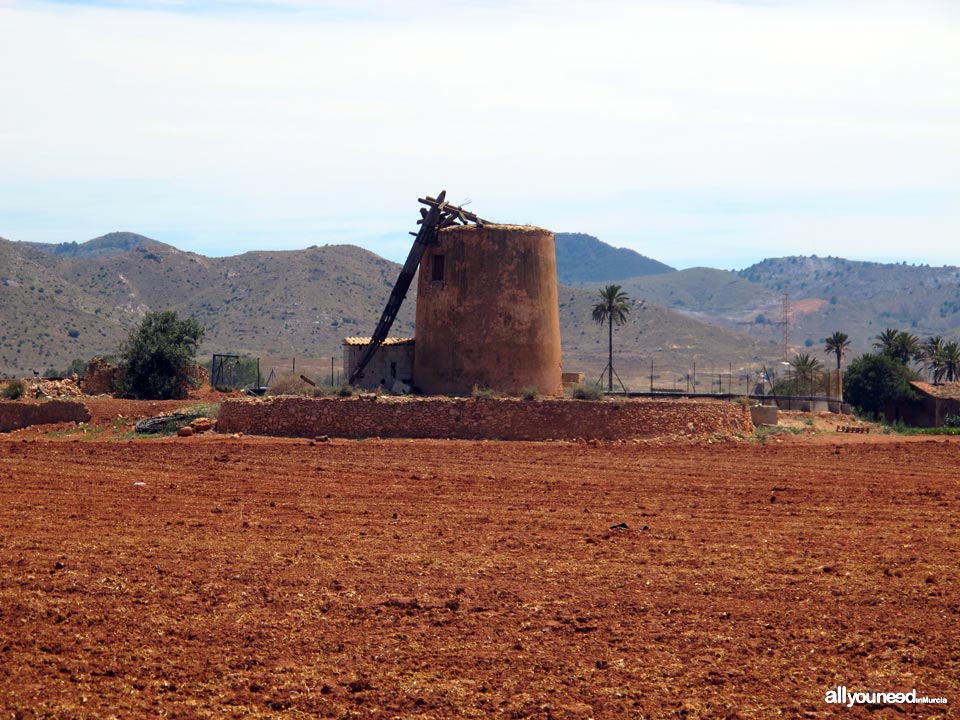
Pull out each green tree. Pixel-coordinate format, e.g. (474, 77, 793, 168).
(116, 311, 205, 399)
(844, 353, 918, 420)
(67, 358, 90, 377)
(874, 328, 920, 365)
(788, 352, 824, 395)
(823, 331, 851, 399)
(931, 341, 960, 383)
(893, 331, 921, 365)
(921, 335, 947, 382)
(591, 285, 632, 392)
(872, 328, 900, 355)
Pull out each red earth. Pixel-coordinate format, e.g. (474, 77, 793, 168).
(0, 412, 957, 718)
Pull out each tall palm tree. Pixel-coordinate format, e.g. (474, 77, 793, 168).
(922, 335, 946, 382)
(933, 341, 960, 383)
(789, 352, 824, 396)
(873, 328, 900, 355)
(824, 331, 851, 400)
(892, 331, 922, 366)
(874, 329, 920, 366)
(592, 285, 631, 392)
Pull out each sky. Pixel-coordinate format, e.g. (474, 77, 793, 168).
(0, 0, 957, 270)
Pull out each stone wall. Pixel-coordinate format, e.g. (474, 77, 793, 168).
(81, 358, 116, 395)
(218, 396, 753, 441)
(0, 400, 91, 433)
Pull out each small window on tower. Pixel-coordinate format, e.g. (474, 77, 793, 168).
(431, 254, 445, 282)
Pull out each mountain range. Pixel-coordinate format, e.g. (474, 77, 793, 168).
(2, 230, 958, 388)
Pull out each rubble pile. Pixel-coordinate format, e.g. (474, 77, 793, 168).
(27, 377, 83, 398)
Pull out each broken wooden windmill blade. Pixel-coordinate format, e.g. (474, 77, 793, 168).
(417, 190, 447, 208)
(349, 191, 448, 385)
(421, 204, 487, 231)
(442, 208, 468, 226)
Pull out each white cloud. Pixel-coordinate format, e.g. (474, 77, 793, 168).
(0, 0, 957, 267)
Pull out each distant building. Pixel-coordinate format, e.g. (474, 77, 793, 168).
(886, 381, 960, 427)
(342, 337, 414, 392)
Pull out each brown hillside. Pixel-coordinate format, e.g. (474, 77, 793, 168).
(181, 245, 417, 362)
(559, 286, 779, 389)
(0, 240, 128, 374)
(581, 258, 960, 364)
(1, 234, 770, 383)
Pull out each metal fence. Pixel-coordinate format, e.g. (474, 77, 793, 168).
(612, 361, 845, 400)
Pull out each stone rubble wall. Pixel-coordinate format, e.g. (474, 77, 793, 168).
(27, 377, 84, 398)
(81, 358, 117, 395)
(0, 400, 91, 433)
(217, 396, 754, 441)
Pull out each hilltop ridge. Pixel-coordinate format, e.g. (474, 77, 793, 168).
(554, 232, 674, 283)
(3, 231, 957, 384)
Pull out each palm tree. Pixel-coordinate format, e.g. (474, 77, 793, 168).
(874, 329, 920, 366)
(893, 331, 922, 366)
(789, 352, 824, 396)
(932, 341, 960, 383)
(873, 328, 900, 355)
(922, 335, 946, 382)
(823, 331, 851, 400)
(592, 285, 631, 392)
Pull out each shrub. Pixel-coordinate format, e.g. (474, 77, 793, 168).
(66, 358, 89, 377)
(520, 386, 539, 401)
(1, 379, 26, 400)
(268, 374, 310, 396)
(572, 382, 604, 400)
(186, 402, 220, 420)
(944, 413, 960, 429)
(755, 425, 788, 443)
(471, 385, 499, 399)
(115, 311, 205, 400)
(337, 384, 354, 397)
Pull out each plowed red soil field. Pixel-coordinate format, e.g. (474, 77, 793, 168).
(1, 434, 957, 719)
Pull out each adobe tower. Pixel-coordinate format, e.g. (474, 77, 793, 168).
(413, 224, 562, 396)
